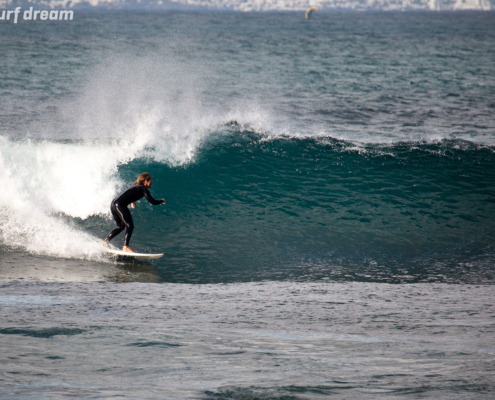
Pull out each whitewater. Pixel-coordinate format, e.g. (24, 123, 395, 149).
(0, 11, 494, 399)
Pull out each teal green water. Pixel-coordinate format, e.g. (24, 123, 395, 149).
(96, 135, 495, 283)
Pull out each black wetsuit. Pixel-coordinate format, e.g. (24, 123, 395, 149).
(105, 185, 162, 247)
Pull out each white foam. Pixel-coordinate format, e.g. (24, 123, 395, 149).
(0, 137, 132, 259)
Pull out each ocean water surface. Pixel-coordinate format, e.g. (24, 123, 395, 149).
(0, 11, 494, 399)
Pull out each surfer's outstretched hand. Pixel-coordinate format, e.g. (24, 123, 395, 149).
(161, 199, 166, 204)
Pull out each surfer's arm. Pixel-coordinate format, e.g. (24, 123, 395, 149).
(142, 187, 164, 206)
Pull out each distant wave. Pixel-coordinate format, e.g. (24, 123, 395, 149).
(0, 0, 490, 12)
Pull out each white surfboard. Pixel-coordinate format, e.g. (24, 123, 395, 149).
(106, 248, 164, 260)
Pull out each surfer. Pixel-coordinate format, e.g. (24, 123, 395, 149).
(103, 172, 165, 253)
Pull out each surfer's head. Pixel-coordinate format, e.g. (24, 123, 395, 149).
(135, 172, 152, 187)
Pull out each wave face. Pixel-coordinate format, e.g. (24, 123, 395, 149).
(125, 134, 495, 283)
(55, 132, 493, 284)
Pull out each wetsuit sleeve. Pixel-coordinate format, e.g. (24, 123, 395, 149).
(142, 187, 163, 205)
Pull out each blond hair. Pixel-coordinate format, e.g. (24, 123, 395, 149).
(134, 172, 151, 185)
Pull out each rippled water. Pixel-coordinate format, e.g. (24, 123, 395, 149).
(1, 282, 494, 399)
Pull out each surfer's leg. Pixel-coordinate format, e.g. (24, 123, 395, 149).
(107, 203, 134, 252)
(120, 206, 134, 247)
(104, 203, 125, 243)
(105, 226, 124, 243)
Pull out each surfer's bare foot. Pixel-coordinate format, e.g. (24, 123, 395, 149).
(123, 246, 134, 253)
(102, 241, 109, 248)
